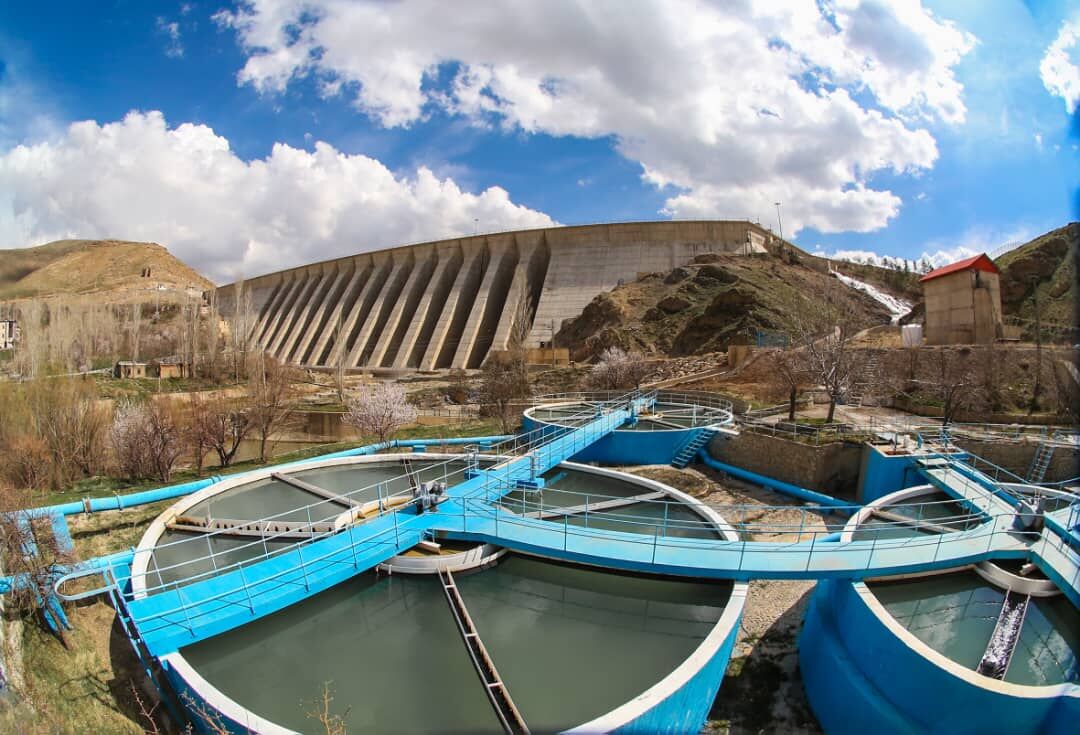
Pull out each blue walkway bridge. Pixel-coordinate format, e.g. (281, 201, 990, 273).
(63, 390, 1078, 659)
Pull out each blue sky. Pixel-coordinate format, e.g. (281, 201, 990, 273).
(0, 1, 1077, 282)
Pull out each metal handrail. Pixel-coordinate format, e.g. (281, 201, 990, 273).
(462, 497, 1022, 558)
(118, 390, 648, 598)
(118, 393, 648, 630)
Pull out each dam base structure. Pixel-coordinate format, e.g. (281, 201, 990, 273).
(213, 221, 771, 372)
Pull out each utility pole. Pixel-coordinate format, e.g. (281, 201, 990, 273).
(774, 202, 783, 242)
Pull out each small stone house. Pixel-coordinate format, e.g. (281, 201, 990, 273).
(919, 254, 1003, 345)
(115, 361, 148, 379)
(152, 359, 190, 379)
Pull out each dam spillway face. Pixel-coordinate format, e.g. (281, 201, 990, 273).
(215, 221, 771, 370)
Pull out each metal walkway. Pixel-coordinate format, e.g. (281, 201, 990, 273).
(439, 568, 529, 735)
(111, 395, 1080, 659)
(124, 395, 650, 656)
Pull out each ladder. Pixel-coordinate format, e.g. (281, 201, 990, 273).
(438, 568, 529, 734)
(671, 427, 716, 469)
(1026, 433, 1061, 484)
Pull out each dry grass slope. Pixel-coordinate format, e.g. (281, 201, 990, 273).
(0, 239, 211, 301)
(556, 252, 895, 360)
(996, 222, 1078, 328)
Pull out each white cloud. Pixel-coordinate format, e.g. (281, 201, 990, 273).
(1040, 18, 1080, 114)
(0, 111, 555, 282)
(156, 17, 184, 58)
(814, 222, 1037, 269)
(215, 0, 974, 237)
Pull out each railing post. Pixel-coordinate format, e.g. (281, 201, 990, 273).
(563, 512, 569, 551)
(238, 565, 255, 614)
(651, 525, 659, 564)
(177, 582, 194, 636)
(206, 535, 218, 572)
(298, 545, 309, 591)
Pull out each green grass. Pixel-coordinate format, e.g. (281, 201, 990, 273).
(92, 374, 245, 400)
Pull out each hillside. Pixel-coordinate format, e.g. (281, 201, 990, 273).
(0, 239, 211, 301)
(995, 223, 1078, 329)
(555, 252, 895, 359)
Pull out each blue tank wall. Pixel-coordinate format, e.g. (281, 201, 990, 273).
(523, 415, 694, 465)
(612, 608, 743, 734)
(162, 660, 256, 735)
(800, 579, 1080, 735)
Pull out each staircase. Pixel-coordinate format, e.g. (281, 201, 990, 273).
(845, 353, 883, 408)
(672, 428, 717, 469)
(1026, 433, 1062, 483)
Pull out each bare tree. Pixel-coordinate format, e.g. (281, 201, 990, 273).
(200, 403, 252, 468)
(24, 378, 109, 488)
(777, 286, 866, 423)
(110, 400, 185, 482)
(342, 382, 418, 442)
(921, 348, 977, 425)
(586, 347, 651, 390)
(184, 393, 213, 476)
(127, 302, 143, 362)
(304, 682, 350, 735)
(248, 353, 300, 463)
(229, 278, 255, 382)
(0, 485, 74, 641)
(479, 351, 530, 433)
(770, 348, 810, 421)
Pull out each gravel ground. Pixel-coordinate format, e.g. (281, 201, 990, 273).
(623, 465, 830, 734)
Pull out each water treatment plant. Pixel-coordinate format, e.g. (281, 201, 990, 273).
(16, 391, 1080, 733)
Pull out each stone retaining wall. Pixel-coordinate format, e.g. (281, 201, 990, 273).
(706, 431, 863, 500)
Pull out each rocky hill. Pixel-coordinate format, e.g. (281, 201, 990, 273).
(555, 251, 900, 359)
(995, 223, 1078, 329)
(0, 239, 211, 301)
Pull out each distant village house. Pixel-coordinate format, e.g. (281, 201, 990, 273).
(0, 319, 17, 350)
(113, 358, 190, 379)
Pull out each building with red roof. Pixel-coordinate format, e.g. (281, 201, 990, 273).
(920, 253, 1003, 344)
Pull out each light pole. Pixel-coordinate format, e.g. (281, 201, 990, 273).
(473, 218, 479, 235)
(774, 202, 783, 242)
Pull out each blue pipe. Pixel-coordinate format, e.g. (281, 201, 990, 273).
(41, 477, 221, 517)
(696, 449, 852, 509)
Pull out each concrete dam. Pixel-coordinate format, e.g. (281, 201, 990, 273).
(216, 220, 771, 371)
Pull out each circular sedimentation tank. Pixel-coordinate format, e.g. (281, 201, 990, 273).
(524, 390, 734, 465)
(133, 453, 748, 734)
(799, 484, 1080, 734)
